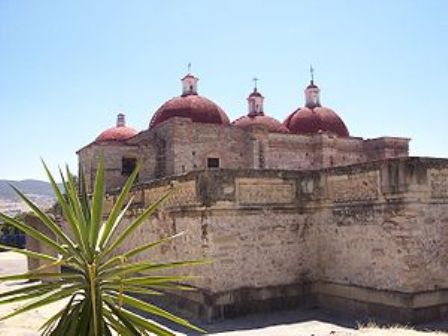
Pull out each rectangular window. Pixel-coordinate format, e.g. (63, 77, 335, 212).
(122, 157, 137, 176)
(207, 157, 220, 168)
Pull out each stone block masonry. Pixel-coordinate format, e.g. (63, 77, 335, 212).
(78, 117, 410, 194)
(93, 157, 448, 323)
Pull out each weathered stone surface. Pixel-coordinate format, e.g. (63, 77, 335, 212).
(143, 180, 197, 207)
(430, 168, 448, 198)
(236, 178, 295, 205)
(78, 118, 409, 194)
(24, 213, 60, 275)
(66, 156, 448, 323)
(327, 171, 379, 203)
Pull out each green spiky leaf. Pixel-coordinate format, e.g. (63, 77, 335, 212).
(0, 160, 206, 335)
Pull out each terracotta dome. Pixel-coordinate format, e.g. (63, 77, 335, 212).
(233, 114, 289, 133)
(95, 114, 138, 143)
(149, 95, 229, 129)
(233, 87, 288, 133)
(284, 77, 350, 137)
(284, 106, 349, 137)
(149, 73, 230, 129)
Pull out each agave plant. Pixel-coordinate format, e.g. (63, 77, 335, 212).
(0, 160, 205, 335)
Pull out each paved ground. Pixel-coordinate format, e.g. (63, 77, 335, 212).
(0, 252, 68, 336)
(0, 252, 446, 336)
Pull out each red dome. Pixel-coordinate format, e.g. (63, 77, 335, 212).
(232, 114, 289, 133)
(149, 95, 230, 129)
(95, 126, 138, 143)
(284, 106, 349, 137)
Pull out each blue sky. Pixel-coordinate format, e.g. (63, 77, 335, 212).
(0, 0, 447, 180)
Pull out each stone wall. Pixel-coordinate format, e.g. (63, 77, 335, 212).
(24, 213, 60, 275)
(266, 133, 409, 171)
(315, 159, 448, 293)
(430, 167, 448, 198)
(77, 143, 140, 192)
(78, 118, 410, 193)
(363, 137, 410, 161)
(100, 157, 448, 322)
(266, 133, 318, 170)
(170, 118, 252, 174)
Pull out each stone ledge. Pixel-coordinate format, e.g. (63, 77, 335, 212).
(153, 281, 448, 323)
(315, 281, 448, 309)
(148, 282, 314, 322)
(316, 293, 448, 324)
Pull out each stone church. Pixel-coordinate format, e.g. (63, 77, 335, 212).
(77, 71, 448, 323)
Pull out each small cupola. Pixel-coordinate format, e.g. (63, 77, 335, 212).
(95, 112, 138, 143)
(247, 78, 265, 116)
(304, 65, 321, 108)
(181, 63, 199, 96)
(232, 79, 289, 134)
(116, 113, 126, 127)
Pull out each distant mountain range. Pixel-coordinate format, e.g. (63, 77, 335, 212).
(0, 179, 56, 200)
(0, 179, 57, 216)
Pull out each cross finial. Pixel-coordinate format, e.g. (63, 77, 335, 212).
(253, 77, 259, 90)
(187, 62, 192, 74)
(310, 64, 315, 83)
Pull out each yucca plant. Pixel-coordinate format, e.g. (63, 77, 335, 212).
(0, 159, 206, 335)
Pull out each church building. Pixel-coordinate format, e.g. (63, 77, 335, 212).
(75, 70, 448, 324)
(78, 71, 409, 192)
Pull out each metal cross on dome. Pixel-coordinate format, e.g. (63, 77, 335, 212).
(187, 62, 192, 74)
(253, 77, 259, 90)
(310, 65, 315, 82)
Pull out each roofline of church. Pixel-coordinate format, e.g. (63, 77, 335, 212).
(78, 116, 412, 154)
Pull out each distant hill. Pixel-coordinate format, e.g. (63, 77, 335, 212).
(0, 179, 58, 216)
(0, 179, 56, 200)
